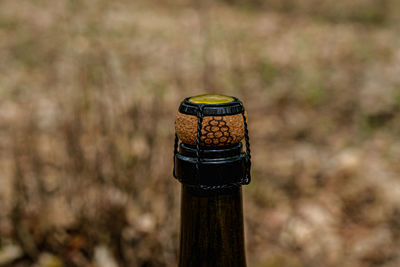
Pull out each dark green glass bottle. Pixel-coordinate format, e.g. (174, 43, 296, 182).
(174, 94, 250, 267)
(179, 185, 246, 267)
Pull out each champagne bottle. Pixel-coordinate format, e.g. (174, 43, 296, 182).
(173, 94, 251, 267)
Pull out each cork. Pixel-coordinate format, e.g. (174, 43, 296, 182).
(175, 112, 246, 147)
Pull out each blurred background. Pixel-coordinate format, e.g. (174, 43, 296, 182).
(1, 0, 400, 266)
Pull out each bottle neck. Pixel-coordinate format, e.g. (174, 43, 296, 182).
(179, 185, 246, 267)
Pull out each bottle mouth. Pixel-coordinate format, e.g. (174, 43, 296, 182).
(174, 142, 246, 189)
(179, 142, 243, 159)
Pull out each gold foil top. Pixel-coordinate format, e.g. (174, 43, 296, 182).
(188, 94, 235, 104)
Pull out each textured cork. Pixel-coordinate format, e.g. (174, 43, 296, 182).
(175, 112, 246, 147)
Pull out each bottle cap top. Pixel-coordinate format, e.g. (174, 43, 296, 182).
(179, 94, 244, 116)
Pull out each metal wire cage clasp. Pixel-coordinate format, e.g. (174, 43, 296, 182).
(173, 99, 251, 190)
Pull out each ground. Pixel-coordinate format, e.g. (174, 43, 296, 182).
(0, 0, 400, 266)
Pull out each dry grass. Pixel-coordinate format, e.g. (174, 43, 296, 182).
(1, 0, 400, 266)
